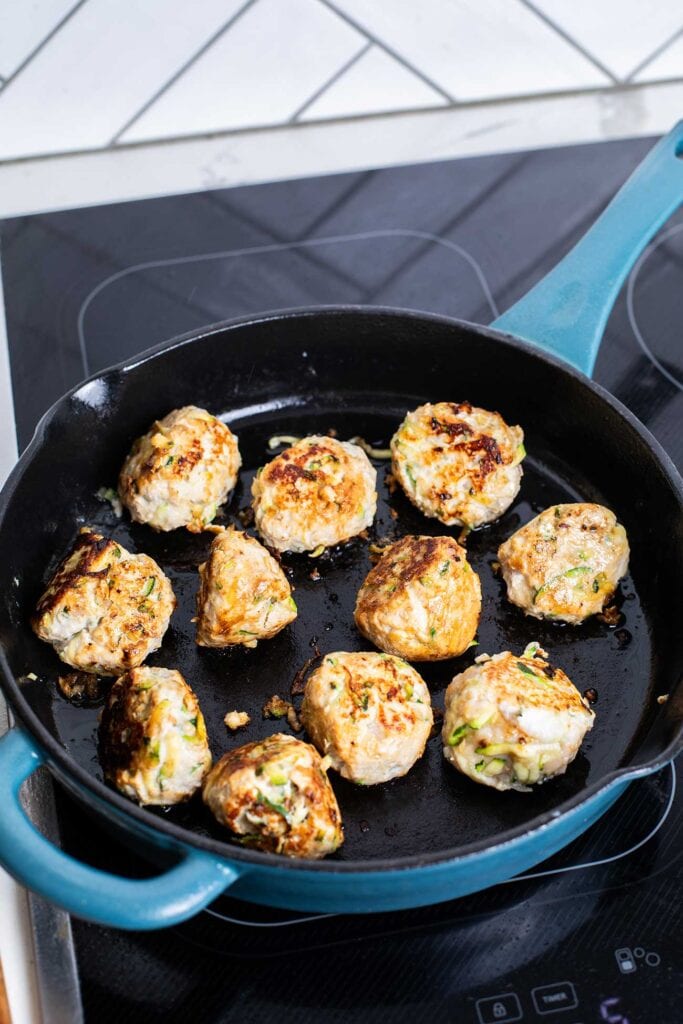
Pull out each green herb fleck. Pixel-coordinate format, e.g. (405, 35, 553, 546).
(256, 790, 288, 817)
(516, 661, 552, 687)
(534, 565, 592, 601)
(448, 723, 470, 746)
(516, 661, 539, 677)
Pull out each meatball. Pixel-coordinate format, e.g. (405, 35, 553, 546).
(195, 529, 297, 648)
(354, 535, 481, 661)
(300, 651, 433, 785)
(202, 734, 343, 859)
(119, 405, 241, 533)
(100, 666, 212, 805)
(442, 644, 594, 792)
(390, 401, 525, 528)
(497, 503, 630, 624)
(251, 436, 377, 553)
(32, 528, 175, 675)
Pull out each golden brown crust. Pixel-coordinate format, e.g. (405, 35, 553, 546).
(195, 529, 296, 648)
(354, 535, 481, 660)
(118, 406, 241, 533)
(390, 402, 524, 528)
(100, 666, 211, 805)
(203, 734, 343, 858)
(497, 502, 630, 623)
(300, 651, 433, 785)
(251, 436, 376, 552)
(32, 529, 115, 621)
(32, 528, 176, 675)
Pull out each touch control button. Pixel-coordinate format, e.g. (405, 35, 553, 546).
(531, 982, 578, 1015)
(475, 993, 523, 1023)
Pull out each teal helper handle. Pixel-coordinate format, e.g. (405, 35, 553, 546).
(0, 728, 239, 929)
(492, 122, 683, 376)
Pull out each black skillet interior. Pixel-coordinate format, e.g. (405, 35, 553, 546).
(1, 309, 682, 866)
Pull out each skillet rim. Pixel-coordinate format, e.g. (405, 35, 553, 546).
(1, 304, 682, 875)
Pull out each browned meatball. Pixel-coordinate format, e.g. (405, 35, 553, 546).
(119, 406, 241, 532)
(100, 666, 211, 805)
(195, 529, 297, 648)
(354, 535, 481, 660)
(498, 503, 630, 623)
(300, 651, 433, 785)
(251, 436, 377, 553)
(391, 401, 525, 528)
(203, 734, 343, 858)
(32, 528, 175, 675)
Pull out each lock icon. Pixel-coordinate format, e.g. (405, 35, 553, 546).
(475, 992, 522, 1024)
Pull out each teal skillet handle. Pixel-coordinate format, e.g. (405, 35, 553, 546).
(0, 728, 239, 929)
(492, 122, 683, 376)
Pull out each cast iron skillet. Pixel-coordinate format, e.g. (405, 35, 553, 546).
(0, 127, 682, 931)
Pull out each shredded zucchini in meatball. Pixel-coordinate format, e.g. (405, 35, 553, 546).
(119, 405, 241, 532)
(442, 644, 594, 792)
(391, 401, 524, 528)
(100, 667, 211, 805)
(301, 651, 433, 785)
(195, 528, 297, 647)
(498, 503, 629, 623)
(251, 436, 377, 553)
(355, 535, 481, 660)
(203, 734, 343, 858)
(32, 528, 176, 675)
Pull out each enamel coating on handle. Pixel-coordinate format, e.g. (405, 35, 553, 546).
(0, 729, 239, 930)
(493, 122, 683, 376)
(0, 727, 640, 917)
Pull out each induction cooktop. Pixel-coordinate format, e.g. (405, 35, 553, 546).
(1, 135, 682, 1024)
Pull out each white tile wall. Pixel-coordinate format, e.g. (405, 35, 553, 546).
(120, 0, 365, 143)
(299, 44, 446, 121)
(326, 0, 610, 100)
(0, 0, 681, 164)
(0, 0, 246, 159)
(0, 0, 77, 78)
(634, 30, 683, 83)
(531, 0, 683, 80)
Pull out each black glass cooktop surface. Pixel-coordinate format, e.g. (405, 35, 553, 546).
(1, 135, 682, 1023)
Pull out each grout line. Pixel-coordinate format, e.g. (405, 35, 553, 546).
(0, 0, 89, 94)
(290, 41, 372, 122)
(315, 0, 456, 104)
(624, 25, 683, 83)
(0, 76, 679, 171)
(109, 0, 259, 145)
(518, 0, 621, 84)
